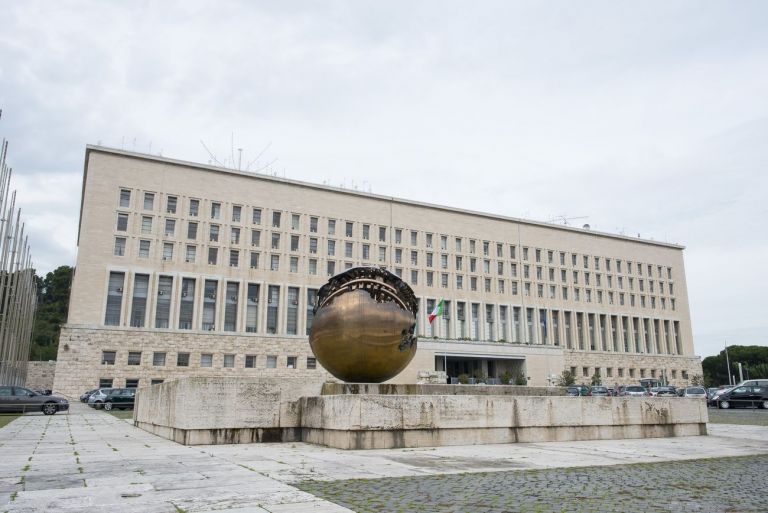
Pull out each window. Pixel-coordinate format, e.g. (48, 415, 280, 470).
(270, 254, 279, 271)
(345, 242, 353, 258)
(102, 351, 116, 365)
(327, 260, 336, 275)
(327, 239, 335, 256)
(396, 229, 403, 244)
(143, 192, 154, 210)
(289, 235, 299, 252)
(126, 379, 140, 388)
(231, 227, 241, 245)
(224, 282, 239, 331)
(187, 222, 198, 239)
(98, 378, 113, 388)
(456, 275, 463, 289)
(308, 258, 317, 274)
(153, 352, 166, 366)
(426, 271, 434, 286)
(362, 244, 370, 260)
(185, 245, 196, 263)
(223, 354, 235, 368)
(202, 279, 217, 331)
(129, 274, 149, 327)
(211, 202, 221, 219)
(379, 226, 386, 242)
(209, 224, 220, 242)
(189, 199, 199, 217)
(267, 285, 280, 334)
(179, 278, 195, 330)
(229, 250, 239, 267)
(310, 217, 318, 233)
(200, 354, 213, 367)
(138, 240, 150, 258)
(233, 205, 242, 223)
(245, 355, 257, 368)
(252, 208, 262, 224)
(266, 355, 277, 368)
(307, 357, 317, 369)
(292, 214, 301, 230)
(117, 213, 129, 231)
(155, 275, 172, 328)
(345, 221, 353, 237)
(208, 247, 218, 265)
(164, 219, 176, 237)
(127, 351, 141, 365)
(140, 216, 152, 234)
(119, 189, 131, 207)
(271, 232, 281, 250)
(272, 211, 281, 227)
(166, 196, 177, 214)
(251, 229, 261, 247)
(176, 353, 189, 367)
(162, 243, 173, 261)
(290, 256, 298, 272)
(114, 237, 126, 256)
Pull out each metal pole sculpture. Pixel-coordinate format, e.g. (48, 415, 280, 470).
(309, 266, 418, 383)
(0, 129, 37, 386)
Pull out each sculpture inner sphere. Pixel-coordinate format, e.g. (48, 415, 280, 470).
(309, 266, 418, 383)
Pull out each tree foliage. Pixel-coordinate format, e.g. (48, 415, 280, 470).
(30, 266, 73, 361)
(701, 345, 768, 387)
(557, 370, 576, 387)
(590, 368, 602, 386)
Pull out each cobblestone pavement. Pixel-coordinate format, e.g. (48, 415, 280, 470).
(297, 454, 768, 513)
(707, 408, 768, 426)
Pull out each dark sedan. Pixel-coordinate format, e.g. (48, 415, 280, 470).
(102, 388, 136, 411)
(0, 386, 69, 415)
(716, 386, 768, 409)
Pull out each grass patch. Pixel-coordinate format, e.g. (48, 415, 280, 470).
(107, 410, 134, 420)
(0, 415, 21, 429)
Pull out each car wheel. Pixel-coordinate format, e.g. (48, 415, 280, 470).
(94, 401, 103, 410)
(719, 400, 730, 409)
(42, 403, 57, 415)
(104, 402, 113, 411)
(761, 400, 768, 410)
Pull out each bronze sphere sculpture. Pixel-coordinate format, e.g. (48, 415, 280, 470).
(309, 266, 418, 383)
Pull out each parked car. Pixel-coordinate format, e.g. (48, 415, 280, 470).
(566, 386, 581, 397)
(716, 386, 768, 409)
(574, 384, 591, 396)
(735, 379, 768, 388)
(80, 389, 98, 403)
(650, 386, 678, 397)
(590, 386, 609, 396)
(682, 387, 707, 398)
(709, 387, 733, 406)
(621, 386, 649, 397)
(102, 388, 136, 411)
(0, 386, 69, 415)
(87, 388, 114, 409)
(706, 387, 720, 401)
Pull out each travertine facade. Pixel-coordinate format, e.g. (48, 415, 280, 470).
(54, 146, 702, 397)
(24, 361, 56, 391)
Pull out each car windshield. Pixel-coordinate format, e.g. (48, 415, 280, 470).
(687, 388, 705, 394)
(626, 386, 645, 392)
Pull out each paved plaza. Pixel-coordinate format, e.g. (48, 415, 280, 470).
(0, 404, 767, 512)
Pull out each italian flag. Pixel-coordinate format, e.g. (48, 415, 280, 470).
(428, 299, 444, 324)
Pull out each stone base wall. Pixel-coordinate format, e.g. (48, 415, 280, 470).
(25, 361, 57, 390)
(134, 377, 708, 448)
(321, 383, 565, 396)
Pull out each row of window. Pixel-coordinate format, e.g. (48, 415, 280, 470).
(573, 366, 689, 381)
(117, 188, 675, 280)
(423, 298, 684, 355)
(104, 271, 684, 355)
(100, 350, 316, 370)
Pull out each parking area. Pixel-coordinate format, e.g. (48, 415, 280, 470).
(707, 407, 768, 426)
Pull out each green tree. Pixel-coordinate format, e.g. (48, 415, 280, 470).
(702, 345, 768, 387)
(557, 370, 575, 387)
(30, 266, 73, 361)
(590, 368, 602, 386)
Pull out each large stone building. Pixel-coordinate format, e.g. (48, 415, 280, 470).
(53, 146, 703, 397)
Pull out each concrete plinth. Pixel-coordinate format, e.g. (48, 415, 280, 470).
(134, 377, 708, 448)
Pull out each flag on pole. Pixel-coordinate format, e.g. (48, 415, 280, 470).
(428, 299, 445, 324)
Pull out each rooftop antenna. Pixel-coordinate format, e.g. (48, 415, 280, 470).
(200, 140, 226, 167)
(547, 215, 588, 226)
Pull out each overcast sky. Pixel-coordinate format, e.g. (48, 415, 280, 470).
(1, 1, 766, 358)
